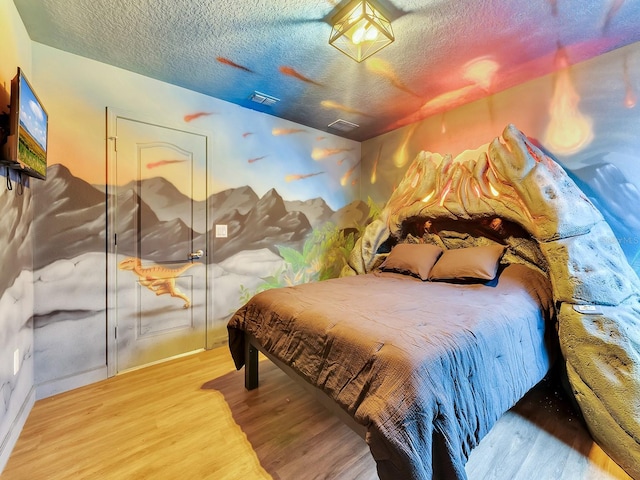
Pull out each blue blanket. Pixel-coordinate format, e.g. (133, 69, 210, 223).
(228, 263, 555, 479)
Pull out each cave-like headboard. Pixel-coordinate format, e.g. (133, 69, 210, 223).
(346, 124, 640, 478)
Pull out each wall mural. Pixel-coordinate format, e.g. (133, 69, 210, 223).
(361, 40, 640, 279)
(33, 163, 368, 382)
(28, 42, 363, 384)
(1, 1, 36, 467)
(2, 26, 639, 428)
(34, 163, 370, 375)
(0, 171, 34, 459)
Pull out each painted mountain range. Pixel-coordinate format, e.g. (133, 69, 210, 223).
(122, 177, 350, 231)
(570, 160, 640, 271)
(0, 171, 33, 294)
(32, 164, 369, 267)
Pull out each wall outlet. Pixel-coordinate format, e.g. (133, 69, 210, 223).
(13, 349, 19, 375)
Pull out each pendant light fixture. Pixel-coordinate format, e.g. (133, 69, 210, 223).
(329, 0, 395, 63)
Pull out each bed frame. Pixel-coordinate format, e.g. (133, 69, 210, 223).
(244, 333, 367, 439)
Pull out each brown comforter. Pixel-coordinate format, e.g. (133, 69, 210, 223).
(228, 263, 555, 480)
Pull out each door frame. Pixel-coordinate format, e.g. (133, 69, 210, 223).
(105, 107, 213, 377)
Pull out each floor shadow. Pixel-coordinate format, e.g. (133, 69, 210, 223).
(201, 360, 376, 480)
(509, 367, 592, 456)
(202, 359, 623, 479)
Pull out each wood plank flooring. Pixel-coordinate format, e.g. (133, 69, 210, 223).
(1, 347, 632, 480)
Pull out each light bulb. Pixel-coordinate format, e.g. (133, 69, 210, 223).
(365, 26, 378, 41)
(351, 22, 378, 45)
(352, 25, 367, 44)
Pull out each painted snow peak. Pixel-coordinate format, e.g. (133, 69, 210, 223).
(348, 124, 640, 479)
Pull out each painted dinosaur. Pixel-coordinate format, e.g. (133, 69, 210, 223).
(118, 257, 199, 308)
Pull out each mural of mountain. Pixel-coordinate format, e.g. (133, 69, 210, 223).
(123, 176, 207, 233)
(0, 170, 33, 297)
(34, 165, 352, 266)
(113, 187, 206, 263)
(570, 161, 640, 270)
(284, 198, 333, 228)
(33, 164, 106, 270)
(329, 199, 370, 231)
(209, 185, 259, 226)
(119, 179, 262, 234)
(33, 165, 203, 267)
(212, 188, 312, 262)
(127, 179, 303, 236)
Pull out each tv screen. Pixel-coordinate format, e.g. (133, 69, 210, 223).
(2, 67, 48, 180)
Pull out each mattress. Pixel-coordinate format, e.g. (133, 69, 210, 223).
(228, 263, 555, 480)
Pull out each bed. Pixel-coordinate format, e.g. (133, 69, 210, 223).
(227, 124, 640, 479)
(228, 255, 556, 480)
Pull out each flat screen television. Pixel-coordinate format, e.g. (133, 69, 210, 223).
(1, 67, 48, 180)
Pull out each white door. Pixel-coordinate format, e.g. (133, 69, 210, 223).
(107, 110, 208, 373)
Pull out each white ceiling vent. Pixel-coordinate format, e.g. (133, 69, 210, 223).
(249, 91, 280, 106)
(328, 119, 359, 132)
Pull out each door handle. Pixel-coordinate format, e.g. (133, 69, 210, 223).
(188, 249, 204, 260)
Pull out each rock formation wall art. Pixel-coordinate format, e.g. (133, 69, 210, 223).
(348, 124, 640, 479)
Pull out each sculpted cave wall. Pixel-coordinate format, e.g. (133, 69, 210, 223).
(346, 124, 640, 478)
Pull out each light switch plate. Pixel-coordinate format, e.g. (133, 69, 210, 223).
(215, 224, 228, 238)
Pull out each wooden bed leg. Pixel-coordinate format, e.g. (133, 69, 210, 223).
(245, 338, 259, 390)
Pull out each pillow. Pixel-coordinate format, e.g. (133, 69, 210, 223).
(428, 244, 505, 282)
(379, 243, 443, 280)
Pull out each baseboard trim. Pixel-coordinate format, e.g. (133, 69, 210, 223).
(117, 349, 205, 375)
(209, 333, 228, 349)
(36, 366, 108, 400)
(0, 386, 36, 474)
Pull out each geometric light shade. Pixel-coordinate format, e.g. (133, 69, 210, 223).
(329, 0, 394, 63)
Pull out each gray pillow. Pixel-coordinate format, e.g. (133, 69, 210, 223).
(429, 244, 506, 281)
(380, 243, 443, 280)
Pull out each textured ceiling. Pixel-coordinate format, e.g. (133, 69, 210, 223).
(12, 0, 640, 141)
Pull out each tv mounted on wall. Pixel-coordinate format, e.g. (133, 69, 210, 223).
(1, 67, 48, 180)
